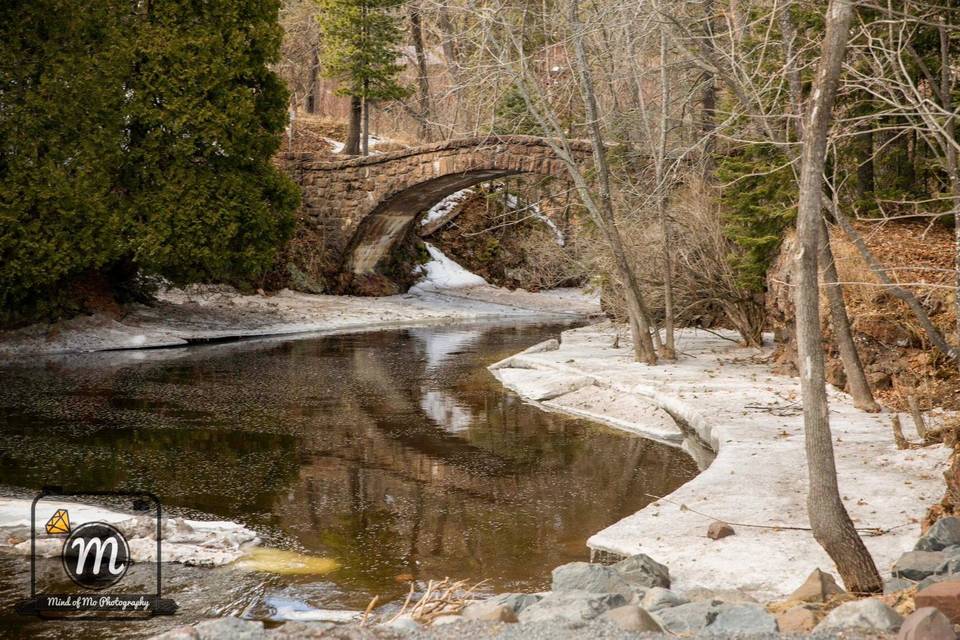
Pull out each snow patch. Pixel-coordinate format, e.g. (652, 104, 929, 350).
(411, 243, 487, 291)
(420, 188, 474, 228)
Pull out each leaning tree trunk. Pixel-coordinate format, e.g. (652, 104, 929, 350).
(794, 0, 882, 593)
(568, 0, 657, 363)
(818, 218, 881, 412)
(343, 95, 362, 155)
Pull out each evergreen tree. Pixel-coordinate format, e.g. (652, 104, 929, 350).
(0, 0, 130, 322)
(0, 0, 299, 324)
(317, 0, 410, 155)
(122, 0, 299, 285)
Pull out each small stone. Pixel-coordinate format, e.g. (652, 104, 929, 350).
(551, 562, 632, 596)
(194, 617, 266, 640)
(917, 518, 960, 552)
(915, 580, 960, 623)
(612, 553, 670, 589)
(814, 598, 904, 633)
(787, 568, 845, 603)
(776, 605, 819, 633)
(894, 551, 950, 580)
(599, 605, 663, 632)
(460, 603, 517, 623)
(705, 603, 778, 635)
(518, 590, 627, 623)
(898, 607, 957, 640)
(641, 587, 688, 612)
(653, 599, 721, 634)
(707, 521, 735, 540)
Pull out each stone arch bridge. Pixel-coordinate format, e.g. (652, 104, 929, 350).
(281, 135, 591, 290)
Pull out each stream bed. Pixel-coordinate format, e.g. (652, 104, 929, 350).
(0, 320, 697, 638)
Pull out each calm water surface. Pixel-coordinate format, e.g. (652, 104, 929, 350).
(0, 321, 696, 638)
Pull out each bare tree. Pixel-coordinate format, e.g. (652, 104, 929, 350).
(794, 0, 882, 593)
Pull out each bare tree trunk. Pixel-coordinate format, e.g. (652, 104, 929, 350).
(794, 0, 882, 594)
(410, 3, 434, 142)
(818, 218, 881, 412)
(700, 0, 717, 177)
(343, 95, 362, 155)
(361, 81, 370, 157)
(657, 23, 676, 358)
(569, 0, 657, 364)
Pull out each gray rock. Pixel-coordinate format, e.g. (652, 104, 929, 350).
(379, 614, 421, 633)
(431, 615, 463, 626)
(653, 599, 722, 634)
(518, 590, 628, 623)
(916, 518, 960, 551)
(599, 605, 663, 632)
(898, 607, 957, 640)
(641, 587, 688, 612)
(885, 576, 918, 594)
(612, 554, 670, 590)
(460, 602, 517, 623)
(706, 603, 779, 636)
(894, 551, 950, 580)
(194, 617, 266, 640)
(149, 627, 200, 640)
(483, 592, 542, 614)
(551, 562, 632, 596)
(814, 598, 904, 633)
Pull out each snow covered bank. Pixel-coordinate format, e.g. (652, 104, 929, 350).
(0, 282, 600, 357)
(411, 243, 488, 291)
(490, 323, 951, 600)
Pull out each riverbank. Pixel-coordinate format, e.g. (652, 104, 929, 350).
(0, 284, 599, 357)
(490, 322, 952, 600)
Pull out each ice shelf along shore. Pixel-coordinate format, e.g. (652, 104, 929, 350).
(490, 322, 952, 600)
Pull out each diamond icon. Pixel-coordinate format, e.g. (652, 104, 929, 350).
(44, 509, 70, 535)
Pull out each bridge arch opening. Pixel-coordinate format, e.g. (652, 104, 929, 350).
(341, 168, 535, 277)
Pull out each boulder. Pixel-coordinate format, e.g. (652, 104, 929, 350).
(517, 590, 627, 623)
(194, 618, 266, 640)
(916, 518, 960, 551)
(460, 603, 517, 623)
(776, 605, 819, 633)
(379, 614, 421, 633)
(894, 551, 950, 581)
(898, 607, 957, 640)
(431, 615, 462, 626)
(919, 574, 951, 591)
(599, 605, 663, 632)
(814, 598, 903, 633)
(641, 587, 688, 612)
(787, 568, 845, 603)
(885, 577, 918, 594)
(551, 562, 632, 596)
(705, 603, 778, 636)
(150, 627, 200, 640)
(612, 554, 670, 590)
(489, 593, 541, 614)
(707, 521, 735, 540)
(915, 580, 960, 623)
(653, 599, 722, 634)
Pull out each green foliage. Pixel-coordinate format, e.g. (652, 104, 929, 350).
(0, 0, 298, 324)
(0, 1, 129, 321)
(717, 144, 797, 292)
(317, 0, 410, 102)
(493, 87, 541, 135)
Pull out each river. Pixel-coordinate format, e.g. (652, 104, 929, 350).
(0, 320, 696, 638)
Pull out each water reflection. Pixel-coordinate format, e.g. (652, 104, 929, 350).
(0, 321, 697, 637)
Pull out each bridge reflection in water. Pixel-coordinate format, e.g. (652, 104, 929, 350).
(0, 321, 696, 610)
